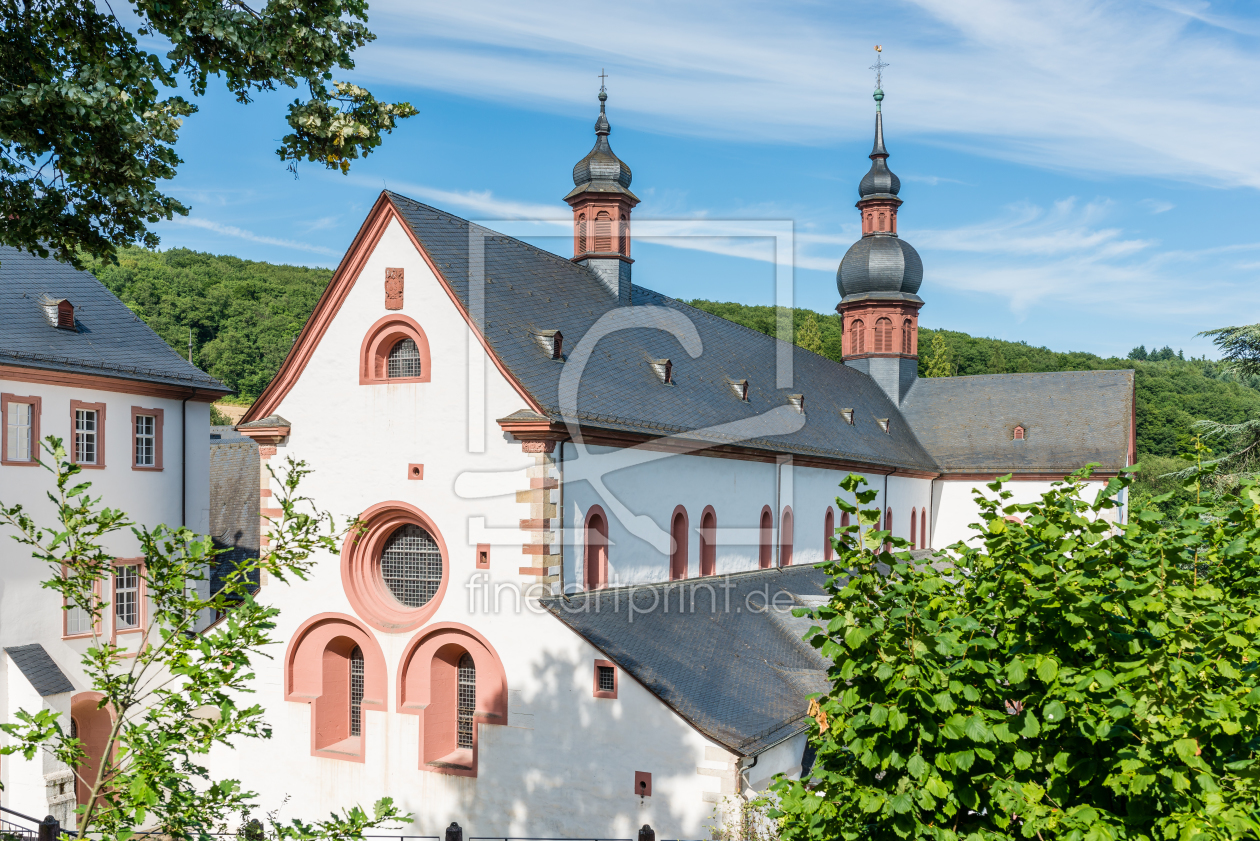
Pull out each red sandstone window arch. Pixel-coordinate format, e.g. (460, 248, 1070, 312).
(594, 211, 613, 252)
(921, 508, 928, 550)
(670, 505, 689, 580)
(360, 314, 432, 385)
(584, 505, 609, 590)
(902, 319, 913, 354)
(884, 507, 893, 553)
(874, 318, 893, 353)
(850, 320, 865, 354)
(398, 623, 508, 778)
(70, 692, 114, 806)
(340, 501, 450, 633)
(779, 507, 794, 567)
(878, 212, 886, 231)
(578, 213, 588, 253)
(910, 507, 917, 549)
(699, 506, 717, 576)
(759, 506, 773, 569)
(619, 213, 629, 255)
(283, 614, 388, 762)
(824, 506, 835, 561)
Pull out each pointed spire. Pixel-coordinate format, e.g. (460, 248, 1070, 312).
(567, 80, 636, 199)
(871, 96, 887, 158)
(859, 81, 899, 197)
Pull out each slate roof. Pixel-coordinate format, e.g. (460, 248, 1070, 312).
(899, 370, 1135, 472)
(4, 644, 74, 696)
(209, 435, 260, 593)
(387, 193, 939, 472)
(0, 246, 228, 393)
(541, 565, 833, 756)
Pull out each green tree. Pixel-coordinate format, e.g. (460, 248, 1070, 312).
(796, 312, 825, 356)
(924, 332, 955, 377)
(771, 471, 1260, 840)
(1193, 324, 1260, 484)
(1, 0, 417, 267)
(987, 344, 1007, 374)
(0, 439, 409, 839)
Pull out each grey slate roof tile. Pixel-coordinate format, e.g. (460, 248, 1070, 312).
(0, 246, 228, 392)
(209, 437, 260, 593)
(4, 644, 74, 696)
(899, 370, 1135, 472)
(542, 565, 833, 755)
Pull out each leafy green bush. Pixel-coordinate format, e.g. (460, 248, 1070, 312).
(772, 472, 1260, 840)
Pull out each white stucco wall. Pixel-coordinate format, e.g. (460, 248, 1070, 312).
(930, 477, 1119, 550)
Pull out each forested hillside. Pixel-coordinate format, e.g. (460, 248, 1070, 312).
(81, 248, 1260, 496)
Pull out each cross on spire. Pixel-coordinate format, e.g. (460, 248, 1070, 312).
(598, 68, 608, 93)
(869, 45, 888, 90)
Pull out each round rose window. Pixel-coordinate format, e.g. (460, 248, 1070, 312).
(380, 524, 442, 608)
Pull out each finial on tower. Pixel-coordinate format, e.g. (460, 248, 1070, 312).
(870, 45, 888, 112)
(598, 69, 608, 104)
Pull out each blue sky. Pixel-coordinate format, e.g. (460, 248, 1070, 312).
(149, 0, 1260, 359)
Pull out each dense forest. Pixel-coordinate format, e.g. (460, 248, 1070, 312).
(84, 247, 1260, 505)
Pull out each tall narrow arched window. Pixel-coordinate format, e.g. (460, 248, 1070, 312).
(456, 653, 476, 749)
(865, 212, 873, 232)
(670, 508, 688, 581)
(594, 211, 613, 252)
(839, 511, 851, 548)
(878, 212, 886, 231)
(875, 318, 893, 353)
(921, 508, 928, 550)
(824, 507, 835, 561)
(349, 646, 364, 737)
(851, 320, 865, 354)
(578, 213, 587, 254)
(884, 508, 893, 553)
(779, 508, 794, 567)
(387, 338, 422, 379)
(585, 508, 608, 590)
(699, 508, 716, 576)
(618, 213, 628, 255)
(910, 508, 917, 550)
(902, 319, 913, 354)
(759, 507, 773, 569)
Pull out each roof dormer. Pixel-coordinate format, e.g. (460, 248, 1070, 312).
(787, 394, 805, 414)
(650, 359, 673, 385)
(727, 378, 749, 401)
(534, 330, 563, 360)
(39, 295, 74, 330)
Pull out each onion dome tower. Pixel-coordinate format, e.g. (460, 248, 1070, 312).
(837, 60, 924, 405)
(565, 79, 640, 305)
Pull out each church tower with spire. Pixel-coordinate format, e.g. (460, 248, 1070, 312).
(565, 81, 639, 305)
(837, 69, 924, 405)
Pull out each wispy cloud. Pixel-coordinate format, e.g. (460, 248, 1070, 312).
(169, 217, 342, 257)
(1139, 198, 1176, 214)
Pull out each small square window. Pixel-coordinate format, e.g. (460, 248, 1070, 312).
(598, 666, 615, 692)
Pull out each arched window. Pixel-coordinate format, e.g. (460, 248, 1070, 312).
(878, 212, 886, 231)
(759, 507, 773, 569)
(875, 318, 893, 353)
(779, 508, 794, 567)
(921, 508, 928, 550)
(910, 508, 917, 550)
(884, 507, 893, 553)
(902, 319, 913, 354)
(824, 507, 835, 561)
(839, 511, 851, 547)
(349, 645, 364, 737)
(387, 338, 422, 379)
(595, 211, 613, 252)
(585, 507, 608, 590)
(457, 653, 476, 749)
(851, 320, 865, 354)
(578, 213, 588, 254)
(865, 212, 873, 232)
(700, 508, 716, 576)
(70, 692, 113, 807)
(670, 507, 688, 581)
(381, 524, 443, 608)
(618, 213, 628, 255)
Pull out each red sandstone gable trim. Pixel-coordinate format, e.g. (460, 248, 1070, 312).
(242, 193, 545, 424)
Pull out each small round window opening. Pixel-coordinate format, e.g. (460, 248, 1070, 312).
(387, 338, 423, 378)
(457, 653, 476, 749)
(380, 524, 443, 607)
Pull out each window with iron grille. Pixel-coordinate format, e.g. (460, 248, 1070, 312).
(598, 665, 615, 693)
(134, 414, 155, 466)
(6, 401, 33, 461)
(115, 565, 139, 629)
(457, 653, 476, 749)
(75, 409, 97, 464)
(387, 338, 423, 378)
(380, 524, 442, 607)
(349, 646, 364, 737)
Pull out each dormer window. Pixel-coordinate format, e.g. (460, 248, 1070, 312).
(876, 418, 890, 434)
(1013, 425, 1026, 440)
(840, 409, 854, 425)
(787, 394, 804, 414)
(727, 378, 749, 401)
(40, 295, 74, 330)
(534, 330, 563, 360)
(650, 359, 673, 385)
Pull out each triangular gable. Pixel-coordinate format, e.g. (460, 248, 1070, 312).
(241, 192, 545, 423)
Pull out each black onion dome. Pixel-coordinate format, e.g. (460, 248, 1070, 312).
(837, 236, 923, 298)
(565, 90, 638, 201)
(858, 105, 900, 198)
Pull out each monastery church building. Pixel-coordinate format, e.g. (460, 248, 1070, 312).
(0, 84, 1134, 838)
